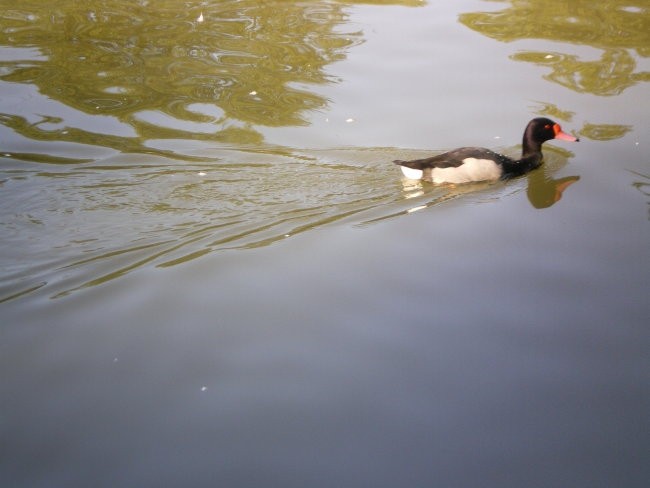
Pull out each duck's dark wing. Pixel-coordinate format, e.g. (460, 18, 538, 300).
(394, 147, 508, 169)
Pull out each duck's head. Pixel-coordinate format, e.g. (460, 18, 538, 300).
(527, 117, 580, 145)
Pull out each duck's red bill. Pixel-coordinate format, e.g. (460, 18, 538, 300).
(553, 124, 579, 142)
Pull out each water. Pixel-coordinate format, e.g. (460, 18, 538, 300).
(1, 1, 649, 487)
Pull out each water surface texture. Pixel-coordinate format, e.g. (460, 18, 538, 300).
(1, 1, 648, 487)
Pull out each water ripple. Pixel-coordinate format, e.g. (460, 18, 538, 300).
(0, 145, 576, 303)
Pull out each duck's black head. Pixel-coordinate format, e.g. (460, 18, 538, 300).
(523, 117, 579, 154)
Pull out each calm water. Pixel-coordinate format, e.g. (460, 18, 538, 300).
(1, 1, 649, 487)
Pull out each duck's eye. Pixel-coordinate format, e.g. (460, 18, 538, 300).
(544, 124, 551, 130)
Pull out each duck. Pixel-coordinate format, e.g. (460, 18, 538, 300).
(393, 117, 579, 184)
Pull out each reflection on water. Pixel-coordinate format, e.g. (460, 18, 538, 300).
(531, 101, 575, 122)
(460, 1, 650, 96)
(630, 170, 650, 220)
(579, 122, 633, 141)
(0, 0, 365, 152)
(526, 172, 579, 209)
(510, 49, 649, 97)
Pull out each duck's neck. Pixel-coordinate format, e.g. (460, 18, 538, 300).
(502, 138, 543, 178)
(515, 152, 543, 174)
(517, 132, 544, 172)
(522, 132, 543, 159)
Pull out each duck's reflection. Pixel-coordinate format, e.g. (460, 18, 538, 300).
(629, 170, 650, 220)
(388, 158, 581, 221)
(526, 170, 580, 209)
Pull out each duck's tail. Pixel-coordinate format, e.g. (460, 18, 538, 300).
(393, 160, 424, 180)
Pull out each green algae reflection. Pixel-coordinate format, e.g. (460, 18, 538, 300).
(460, 1, 650, 96)
(0, 0, 421, 155)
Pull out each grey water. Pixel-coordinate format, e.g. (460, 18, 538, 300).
(1, 1, 649, 487)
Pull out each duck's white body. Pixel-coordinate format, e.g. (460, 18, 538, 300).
(399, 157, 502, 184)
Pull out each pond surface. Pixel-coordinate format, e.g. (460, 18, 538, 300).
(1, 1, 649, 487)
